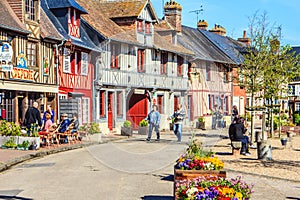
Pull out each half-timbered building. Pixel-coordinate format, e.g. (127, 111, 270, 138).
(41, 0, 102, 124)
(0, 0, 61, 124)
(76, 0, 193, 132)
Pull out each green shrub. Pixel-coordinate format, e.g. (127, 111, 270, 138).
(139, 119, 148, 127)
(3, 137, 17, 149)
(0, 121, 21, 136)
(294, 113, 300, 125)
(198, 116, 204, 123)
(88, 122, 101, 134)
(123, 120, 132, 128)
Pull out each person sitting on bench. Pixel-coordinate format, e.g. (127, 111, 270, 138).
(229, 117, 251, 156)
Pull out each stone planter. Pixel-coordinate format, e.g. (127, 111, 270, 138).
(138, 126, 148, 135)
(121, 127, 133, 136)
(174, 168, 226, 198)
(196, 122, 205, 130)
(0, 136, 40, 150)
(89, 133, 102, 143)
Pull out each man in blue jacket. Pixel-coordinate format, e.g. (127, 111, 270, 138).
(145, 105, 161, 141)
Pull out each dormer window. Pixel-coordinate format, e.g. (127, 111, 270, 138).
(68, 8, 80, 38)
(145, 22, 151, 34)
(25, 0, 37, 21)
(137, 20, 143, 33)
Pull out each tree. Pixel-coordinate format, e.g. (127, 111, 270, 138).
(238, 11, 300, 141)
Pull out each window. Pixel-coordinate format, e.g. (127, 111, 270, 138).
(137, 20, 143, 33)
(74, 52, 78, 74)
(117, 91, 123, 118)
(59, 94, 67, 100)
(99, 90, 106, 118)
(110, 44, 119, 69)
(157, 95, 164, 114)
(174, 96, 179, 112)
(161, 52, 168, 75)
(81, 52, 88, 75)
(82, 98, 89, 123)
(223, 68, 229, 83)
(296, 102, 300, 112)
(63, 48, 71, 73)
(177, 56, 183, 76)
(27, 42, 37, 67)
(206, 62, 211, 81)
(25, 0, 36, 21)
(137, 49, 145, 72)
(145, 22, 151, 34)
(208, 94, 212, 110)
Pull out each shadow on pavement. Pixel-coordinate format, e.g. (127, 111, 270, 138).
(142, 196, 173, 200)
(0, 196, 33, 200)
(286, 197, 300, 200)
(216, 152, 232, 156)
(161, 174, 174, 182)
(195, 133, 229, 139)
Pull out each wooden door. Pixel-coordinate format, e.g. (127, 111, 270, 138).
(127, 94, 148, 129)
(108, 92, 113, 130)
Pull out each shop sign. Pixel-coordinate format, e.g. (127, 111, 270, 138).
(0, 43, 13, 72)
(11, 67, 35, 81)
(16, 52, 28, 68)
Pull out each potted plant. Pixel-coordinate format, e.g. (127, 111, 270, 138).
(175, 176, 254, 200)
(196, 116, 205, 130)
(121, 120, 133, 136)
(138, 119, 149, 135)
(88, 122, 102, 142)
(173, 137, 226, 196)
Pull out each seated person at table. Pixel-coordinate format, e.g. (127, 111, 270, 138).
(58, 113, 71, 133)
(43, 113, 53, 132)
(70, 113, 79, 134)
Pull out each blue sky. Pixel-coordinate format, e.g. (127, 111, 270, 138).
(151, 0, 300, 46)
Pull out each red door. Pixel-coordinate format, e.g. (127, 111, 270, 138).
(108, 92, 113, 130)
(127, 94, 148, 129)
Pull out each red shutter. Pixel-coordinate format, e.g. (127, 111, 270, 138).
(141, 50, 145, 72)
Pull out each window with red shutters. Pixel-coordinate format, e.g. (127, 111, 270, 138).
(137, 49, 145, 72)
(137, 20, 143, 33)
(157, 95, 164, 114)
(177, 56, 183, 76)
(145, 22, 151, 34)
(111, 44, 119, 69)
(160, 52, 168, 75)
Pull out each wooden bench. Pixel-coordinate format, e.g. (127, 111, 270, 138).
(231, 141, 242, 155)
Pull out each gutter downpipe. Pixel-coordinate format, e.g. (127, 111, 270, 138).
(55, 39, 66, 121)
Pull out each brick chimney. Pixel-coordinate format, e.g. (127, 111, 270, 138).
(197, 20, 208, 31)
(209, 24, 226, 36)
(164, 0, 182, 32)
(238, 30, 251, 45)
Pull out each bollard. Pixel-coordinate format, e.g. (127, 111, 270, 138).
(257, 140, 272, 160)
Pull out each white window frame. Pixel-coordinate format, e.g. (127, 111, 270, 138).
(63, 48, 71, 73)
(75, 52, 78, 74)
(82, 97, 90, 123)
(81, 52, 88, 75)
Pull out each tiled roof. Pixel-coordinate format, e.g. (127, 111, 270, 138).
(76, 0, 125, 38)
(199, 29, 245, 64)
(47, 0, 87, 14)
(0, 0, 29, 34)
(95, 0, 148, 18)
(154, 31, 194, 56)
(40, 9, 63, 41)
(178, 26, 235, 64)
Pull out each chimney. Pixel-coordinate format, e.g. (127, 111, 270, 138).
(209, 24, 226, 36)
(238, 30, 251, 45)
(197, 20, 208, 31)
(164, 0, 182, 32)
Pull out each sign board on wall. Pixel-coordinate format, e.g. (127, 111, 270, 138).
(0, 43, 13, 72)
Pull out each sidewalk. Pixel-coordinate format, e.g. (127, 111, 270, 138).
(0, 134, 128, 172)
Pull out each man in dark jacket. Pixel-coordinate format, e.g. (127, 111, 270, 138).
(228, 117, 250, 155)
(24, 102, 42, 136)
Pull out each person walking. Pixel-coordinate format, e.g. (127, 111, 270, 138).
(145, 105, 161, 141)
(23, 102, 43, 136)
(168, 103, 186, 142)
(232, 105, 239, 121)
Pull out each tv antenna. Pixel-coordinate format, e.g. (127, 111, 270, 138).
(189, 6, 204, 23)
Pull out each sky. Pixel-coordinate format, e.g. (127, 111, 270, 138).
(151, 0, 300, 46)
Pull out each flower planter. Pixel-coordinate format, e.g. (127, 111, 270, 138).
(138, 126, 148, 135)
(174, 168, 226, 198)
(121, 127, 133, 136)
(0, 136, 40, 150)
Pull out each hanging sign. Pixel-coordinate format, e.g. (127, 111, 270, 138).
(43, 57, 49, 76)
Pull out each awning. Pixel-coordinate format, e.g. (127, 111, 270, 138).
(68, 92, 85, 98)
(0, 80, 58, 93)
